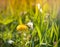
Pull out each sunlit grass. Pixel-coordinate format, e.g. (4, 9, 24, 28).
(0, 0, 60, 47)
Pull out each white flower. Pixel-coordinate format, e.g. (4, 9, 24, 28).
(8, 40, 14, 44)
(36, 3, 41, 9)
(36, 3, 43, 13)
(39, 8, 43, 13)
(27, 21, 33, 29)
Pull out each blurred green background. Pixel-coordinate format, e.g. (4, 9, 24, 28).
(0, 0, 60, 47)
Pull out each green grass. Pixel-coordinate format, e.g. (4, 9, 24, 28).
(0, 1, 60, 47)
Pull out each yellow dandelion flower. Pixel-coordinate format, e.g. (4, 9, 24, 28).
(16, 24, 28, 31)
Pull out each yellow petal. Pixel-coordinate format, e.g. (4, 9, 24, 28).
(16, 24, 28, 31)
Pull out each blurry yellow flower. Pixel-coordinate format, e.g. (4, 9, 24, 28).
(16, 24, 28, 31)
